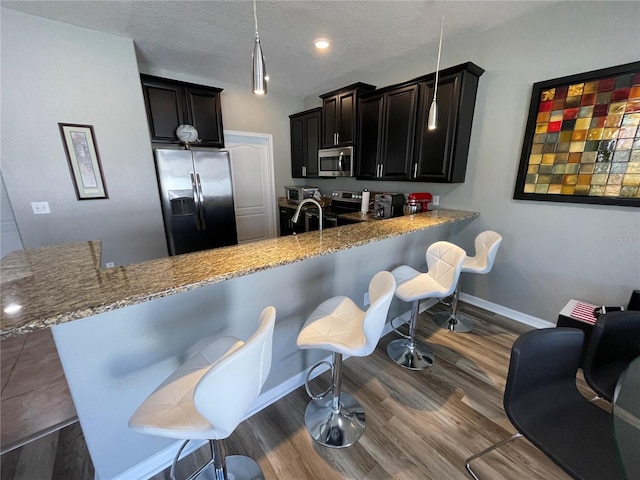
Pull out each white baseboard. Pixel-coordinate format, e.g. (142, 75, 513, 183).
(459, 293, 555, 329)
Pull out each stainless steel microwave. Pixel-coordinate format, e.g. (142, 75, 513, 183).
(318, 146, 354, 177)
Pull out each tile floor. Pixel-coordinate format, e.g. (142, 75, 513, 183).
(0, 329, 77, 454)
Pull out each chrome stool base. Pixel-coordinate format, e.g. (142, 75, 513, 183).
(432, 311, 474, 333)
(304, 391, 365, 448)
(386, 338, 435, 370)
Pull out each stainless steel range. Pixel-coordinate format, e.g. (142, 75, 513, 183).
(304, 190, 365, 231)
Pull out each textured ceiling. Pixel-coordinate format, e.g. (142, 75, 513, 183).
(2, 1, 556, 97)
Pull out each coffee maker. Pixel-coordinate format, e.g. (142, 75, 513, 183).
(374, 193, 404, 218)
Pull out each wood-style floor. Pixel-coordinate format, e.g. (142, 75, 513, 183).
(1, 302, 595, 480)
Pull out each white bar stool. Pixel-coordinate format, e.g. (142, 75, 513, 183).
(128, 307, 276, 480)
(433, 231, 502, 332)
(296, 271, 395, 448)
(388, 241, 466, 370)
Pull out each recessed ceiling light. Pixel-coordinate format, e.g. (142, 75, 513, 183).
(314, 38, 330, 50)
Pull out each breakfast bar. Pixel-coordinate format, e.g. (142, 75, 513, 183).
(1, 209, 478, 479)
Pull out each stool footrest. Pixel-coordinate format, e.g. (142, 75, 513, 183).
(187, 455, 265, 480)
(389, 316, 411, 340)
(304, 360, 334, 400)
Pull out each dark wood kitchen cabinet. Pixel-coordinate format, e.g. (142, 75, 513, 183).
(141, 74, 225, 147)
(356, 83, 419, 181)
(412, 62, 484, 182)
(320, 82, 375, 148)
(290, 107, 321, 178)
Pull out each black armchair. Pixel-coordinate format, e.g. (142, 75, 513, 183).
(583, 310, 640, 402)
(466, 328, 626, 480)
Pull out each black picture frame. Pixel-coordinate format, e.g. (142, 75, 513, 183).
(513, 61, 640, 207)
(59, 123, 108, 200)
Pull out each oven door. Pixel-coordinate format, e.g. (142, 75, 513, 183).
(318, 147, 354, 177)
(305, 211, 338, 231)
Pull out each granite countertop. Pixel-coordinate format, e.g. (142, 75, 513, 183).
(0, 209, 478, 338)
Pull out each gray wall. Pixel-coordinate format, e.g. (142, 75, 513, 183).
(0, 9, 303, 267)
(1, 9, 168, 266)
(302, 1, 640, 322)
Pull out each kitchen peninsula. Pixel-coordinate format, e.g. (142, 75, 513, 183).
(1, 209, 478, 479)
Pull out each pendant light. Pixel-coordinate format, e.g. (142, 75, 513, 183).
(428, 1, 446, 130)
(252, 0, 267, 95)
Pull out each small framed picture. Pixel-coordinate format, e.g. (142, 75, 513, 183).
(59, 123, 108, 200)
(513, 62, 640, 207)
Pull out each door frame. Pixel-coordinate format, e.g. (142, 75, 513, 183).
(223, 130, 277, 240)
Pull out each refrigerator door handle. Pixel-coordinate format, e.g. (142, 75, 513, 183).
(195, 173, 207, 230)
(190, 172, 202, 231)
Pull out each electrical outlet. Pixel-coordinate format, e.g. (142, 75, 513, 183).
(105, 262, 115, 268)
(31, 201, 51, 215)
(364, 292, 370, 306)
(432, 195, 440, 206)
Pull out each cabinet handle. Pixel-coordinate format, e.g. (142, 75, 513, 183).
(376, 164, 379, 177)
(380, 164, 384, 177)
(336, 132, 340, 145)
(413, 163, 418, 178)
(302, 166, 307, 177)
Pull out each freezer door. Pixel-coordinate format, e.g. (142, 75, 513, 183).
(193, 150, 238, 249)
(155, 148, 204, 255)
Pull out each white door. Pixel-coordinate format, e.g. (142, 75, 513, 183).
(224, 131, 277, 243)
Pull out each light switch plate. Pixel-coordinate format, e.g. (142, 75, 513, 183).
(432, 195, 440, 206)
(31, 201, 51, 214)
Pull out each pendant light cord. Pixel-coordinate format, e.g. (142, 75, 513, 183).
(432, 0, 446, 101)
(253, 0, 260, 40)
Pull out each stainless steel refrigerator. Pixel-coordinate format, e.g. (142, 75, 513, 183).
(155, 148, 238, 255)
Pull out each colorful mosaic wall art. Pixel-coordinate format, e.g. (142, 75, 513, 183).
(514, 62, 640, 207)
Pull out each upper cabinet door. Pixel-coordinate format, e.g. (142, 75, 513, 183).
(356, 95, 384, 179)
(304, 112, 321, 176)
(290, 107, 322, 178)
(320, 83, 376, 148)
(141, 74, 224, 148)
(380, 84, 418, 180)
(356, 83, 417, 180)
(141, 78, 186, 143)
(337, 91, 355, 145)
(414, 76, 458, 181)
(184, 86, 224, 147)
(321, 96, 338, 148)
(413, 64, 482, 183)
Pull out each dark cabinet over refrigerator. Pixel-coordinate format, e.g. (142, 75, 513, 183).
(141, 75, 225, 148)
(155, 148, 238, 255)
